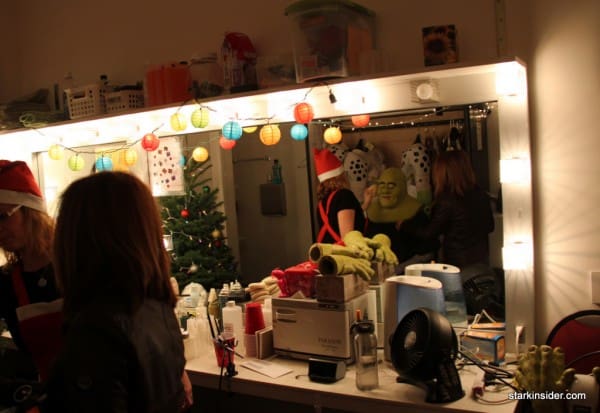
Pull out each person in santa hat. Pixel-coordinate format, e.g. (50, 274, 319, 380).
(0, 160, 62, 405)
(313, 148, 366, 244)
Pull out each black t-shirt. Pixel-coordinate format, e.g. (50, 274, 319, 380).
(0, 263, 60, 352)
(316, 188, 366, 244)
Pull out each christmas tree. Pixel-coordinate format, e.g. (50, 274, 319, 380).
(160, 157, 239, 292)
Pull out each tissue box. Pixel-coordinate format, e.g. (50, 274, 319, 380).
(461, 330, 505, 364)
(316, 274, 368, 303)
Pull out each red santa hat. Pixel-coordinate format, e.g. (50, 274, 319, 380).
(0, 160, 46, 212)
(313, 148, 345, 182)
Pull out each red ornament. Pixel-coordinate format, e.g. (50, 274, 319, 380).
(293, 102, 314, 124)
(141, 133, 160, 151)
(219, 135, 237, 150)
(351, 114, 370, 128)
(180, 209, 189, 218)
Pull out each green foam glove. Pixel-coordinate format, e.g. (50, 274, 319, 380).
(514, 345, 576, 413)
(318, 255, 374, 281)
(308, 243, 370, 263)
(342, 230, 380, 261)
(371, 233, 399, 265)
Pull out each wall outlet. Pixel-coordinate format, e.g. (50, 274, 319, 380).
(591, 271, 600, 305)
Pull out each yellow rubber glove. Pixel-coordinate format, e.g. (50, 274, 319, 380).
(342, 230, 381, 261)
(371, 233, 399, 265)
(513, 345, 576, 413)
(318, 255, 374, 281)
(308, 243, 370, 263)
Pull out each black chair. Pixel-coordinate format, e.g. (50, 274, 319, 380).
(545, 309, 600, 374)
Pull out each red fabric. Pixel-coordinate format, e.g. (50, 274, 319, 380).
(18, 309, 63, 381)
(548, 319, 600, 374)
(0, 160, 43, 197)
(277, 261, 318, 298)
(313, 148, 344, 182)
(317, 190, 344, 244)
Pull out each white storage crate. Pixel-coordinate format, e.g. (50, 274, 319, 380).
(65, 83, 106, 119)
(105, 90, 145, 113)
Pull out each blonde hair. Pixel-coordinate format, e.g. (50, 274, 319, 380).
(3, 207, 54, 265)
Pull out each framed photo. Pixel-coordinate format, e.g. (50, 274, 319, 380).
(422, 25, 458, 66)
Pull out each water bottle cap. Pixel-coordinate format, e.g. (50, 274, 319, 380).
(354, 320, 375, 334)
(226, 300, 236, 307)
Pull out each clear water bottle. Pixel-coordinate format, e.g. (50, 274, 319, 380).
(353, 320, 379, 390)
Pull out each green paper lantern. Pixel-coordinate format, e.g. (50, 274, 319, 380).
(191, 107, 210, 128)
(68, 154, 85, 171)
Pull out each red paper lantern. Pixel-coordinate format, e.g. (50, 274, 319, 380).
(141, 133, 160, 151)
(293, 102, 314, 124)
(351, 114, 370, 128)
(219, 135, 237, 150)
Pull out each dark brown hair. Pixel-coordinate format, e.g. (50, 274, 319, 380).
(316, 173, 349, 201)
(432, 150, 477, 197)
(53, 171, 176, 318)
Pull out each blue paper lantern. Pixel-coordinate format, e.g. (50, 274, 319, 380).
(290, 123, 308, 140)
(95, 156, 113, 171)
(179, 154, 186, 166)
(222, 121, 243, 140)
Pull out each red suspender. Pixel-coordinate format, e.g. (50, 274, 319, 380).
(11, 264, 30, 306)
(317, 190, 343, 244)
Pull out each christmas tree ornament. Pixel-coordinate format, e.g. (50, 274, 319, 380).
(48, 144, 63, 160)
(202, 186, 210, 193)
(323, 126, 342, 144)
(219, 135, 236, 150)
(192, 146, 209, 162)
(124, 148, 138, 166)
(170, 112, 187, 132)
(68, 154, 85, 171)
(188, 263, 198, 273)
(215, 240, 221, 248)
(259, 124, 281, 146)
(293, 102, 314, 124)
(180, 209, 189, 218)
(141, 133, 160, 151)
(95, 156, 113, 171)
(351, 114, 370, 128)
(190, 107, 210, 128)
(222, 121, 242, 140)
(242, 125, 257, 133)
(290, 123, 308, 140)
(211, 229, 222, 239)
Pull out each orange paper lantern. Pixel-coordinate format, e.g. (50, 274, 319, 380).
(293, 102, 314, 124)
(351, 114, 370, 128)
(259, 125, 281, 146)
(192, 146, 209, 162)
(323, 126, 342, 144)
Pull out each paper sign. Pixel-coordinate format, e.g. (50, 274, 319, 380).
(240, 359, 293, 379)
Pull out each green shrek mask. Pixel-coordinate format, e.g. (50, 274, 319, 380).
(367, 167, 422, 223)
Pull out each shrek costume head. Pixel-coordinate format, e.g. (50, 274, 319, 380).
(367, 167, 421, 223)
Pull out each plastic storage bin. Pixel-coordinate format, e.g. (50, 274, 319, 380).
(65, 83, 106, 119)
(285, 0, 375, 82)
(105, 90, 145, 113)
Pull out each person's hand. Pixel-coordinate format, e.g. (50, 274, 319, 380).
(371, 234, 399, 265)
(362, 184, 377, 210)
(342, 231, 380, 261)
(181, 370, 193, 411)
(318, 255, 374, 281)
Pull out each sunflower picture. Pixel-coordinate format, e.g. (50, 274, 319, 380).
(422, 25, 458, 66)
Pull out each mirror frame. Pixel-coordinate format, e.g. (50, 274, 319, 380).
(0, 57, 533, 353)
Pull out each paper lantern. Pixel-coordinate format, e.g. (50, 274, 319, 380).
(48, 144, 63, 160)
(351, 114, 370, 128)
(95, 156, 113, 172)
(323, 126, 342, 144)
(141, 133, 160, 151)
(179, 155, 186, 166)
(259, 124, 281, 146)
(170, 112, 187, 131)
(293, 102, 314, 124)
(222, 121, 242, 140)
(191, 107, 210, 128)
(242, 126, 257, 133)
(67, 154, 85, 171)
(219, 135, 237, 150)
(124, 148, 138, 166)
(192, 146, 209, 162)
(290, 124, 308, 140)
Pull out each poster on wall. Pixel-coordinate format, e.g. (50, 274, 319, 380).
(147, 136, 185, 196)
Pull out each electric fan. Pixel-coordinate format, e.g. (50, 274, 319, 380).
(390, 307, 464, 403)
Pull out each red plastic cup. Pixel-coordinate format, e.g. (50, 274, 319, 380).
(245, 302, 265, 334)
(213, 332, 236, 367)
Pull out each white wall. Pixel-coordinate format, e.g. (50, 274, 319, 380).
(2, 0, 599, 343)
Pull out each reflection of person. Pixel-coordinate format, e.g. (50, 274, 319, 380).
(314, 148, 365, 244)
(46, 171, 191, 411)
(364, 167, 438, 266)
(0, 160, 62, 382)
(400, 150, 494, 270)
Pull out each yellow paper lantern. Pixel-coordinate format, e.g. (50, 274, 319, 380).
(67, 154, 85, 171)
(48, 144, 63, 160)
(192, 146, 209, 162)
(124, 148, 138, 166)
(259, 124, 281, 146)
(242, 126, 257, 133)
(170, 112, 187, 132)
(323, 126, 342, 144)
